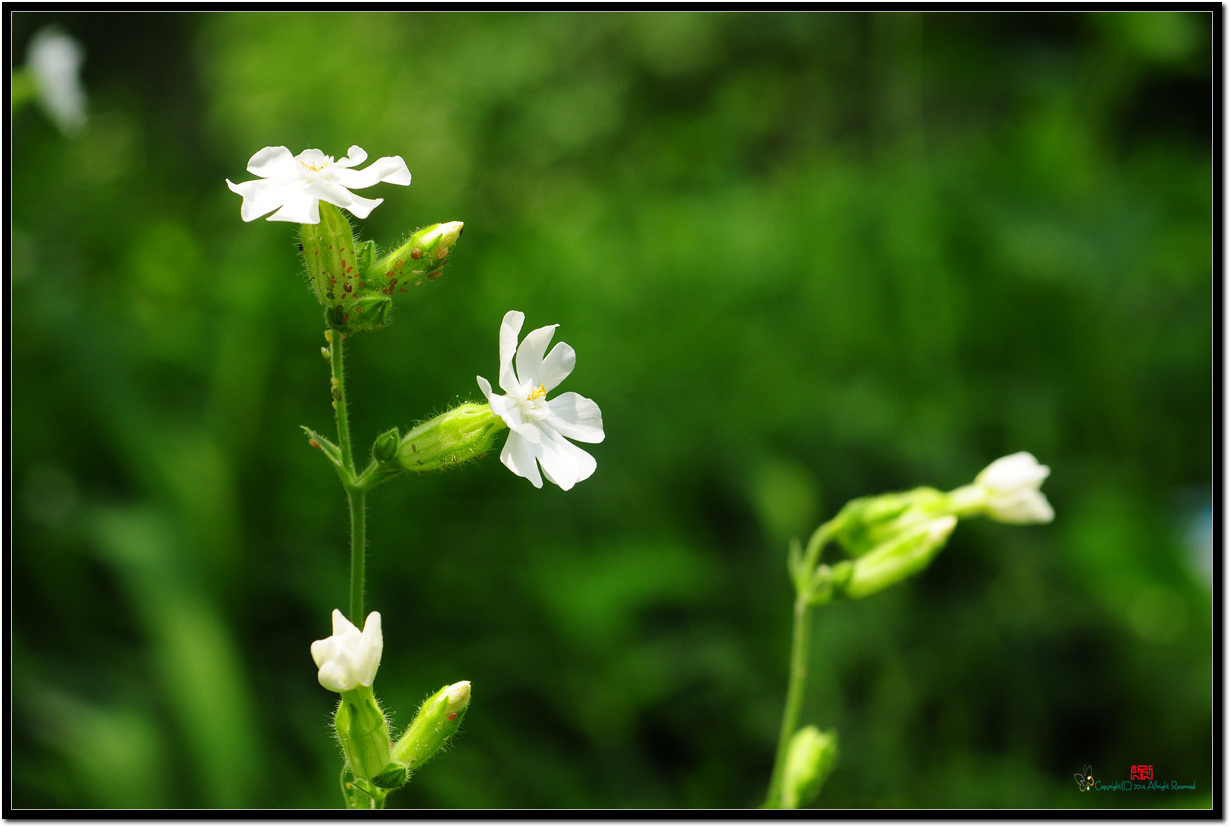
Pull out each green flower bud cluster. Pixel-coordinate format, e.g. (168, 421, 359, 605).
(793, 488, 960, 606)
(300, 204, 463, 337)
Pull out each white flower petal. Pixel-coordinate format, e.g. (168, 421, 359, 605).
(331, 608, 360, 637)
(334, 156, 413, 189)
(536, 426, 596, 491)
(501, 431, 543, 488)
(337, 145, 368, 167)
(515, 324, 558, 387)
(537, 342, 576, 393)
(544, 392, 604, 443)
(227, 177, 292, 222)
(246, 145, 297, 177)
(268, 194, 322, 224)
(498, 311, 525, 395)
(476, 374, 495, 401)
(977, 452, 1049, 492)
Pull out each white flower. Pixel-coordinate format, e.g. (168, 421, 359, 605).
(477, 310, 604, 490)
(975, 452, 1054, 524)
(310, 609, 383, 693)
(226, 145, 411, 224)
(27, 27, 87, 135)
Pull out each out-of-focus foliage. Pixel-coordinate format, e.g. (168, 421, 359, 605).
(11, 11, 1212, 809)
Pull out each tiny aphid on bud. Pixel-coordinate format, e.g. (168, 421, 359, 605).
(411, 248, 422, 260)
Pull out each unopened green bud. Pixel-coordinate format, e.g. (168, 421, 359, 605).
(840, 515, 958, 600)
(371, 427, 400, 464)
(396, 403, 505, 473)
(371, 221, 464, 288)
(781, 727, 838, 809)
(831, 487, 949, 558)
(333, 685, 392, 781)
(391, 681, 471, 773)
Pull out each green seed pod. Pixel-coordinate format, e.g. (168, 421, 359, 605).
(396, 403, 505, 473)
(333, 686, 393, 782)
(370, 221, 463, 288)
(391, 681, 471, 773)
(781, 727, 838, 809)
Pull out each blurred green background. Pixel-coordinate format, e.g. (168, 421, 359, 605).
(11, 11, 1213, 810)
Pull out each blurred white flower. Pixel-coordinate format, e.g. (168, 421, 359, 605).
(27, 26, 87, 135)
(226, 145, 411, 223)
(477, 311, 604, 490)
(975, 452, 1054, 524)
(310, 609, 383, 693)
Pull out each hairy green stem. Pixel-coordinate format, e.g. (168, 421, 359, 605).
(329, 332, 367, 625)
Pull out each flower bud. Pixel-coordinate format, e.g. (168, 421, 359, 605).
(371, 221, 464, 288)
(391, 681, 471, 773)
(371, 427, 400, 464)
(830, 487, 949, 558)
(781, 727, 838, 809)
(962, 452, 1054, 524)
(311, 610, 382, 692)
(333, 685, 393, 781)
(840, 515, 957, 599)
(396, 403, 506, 473)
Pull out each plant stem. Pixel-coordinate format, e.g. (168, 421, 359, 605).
(347, 486, 366, 623)
(765, 595, 813, 809)
(330, 331, 367, 625)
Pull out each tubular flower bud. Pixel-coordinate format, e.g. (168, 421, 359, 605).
(391, 681, 472, 773)
(949, 452, 1054, 524)
(396, 403, 506, 473)
(781, 727, 838, 809)
(311, 610, 383, 693)
(371, 221, 464, 289)
(840, 516, 958, 600)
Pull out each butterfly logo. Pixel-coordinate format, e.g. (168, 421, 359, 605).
(1074, 764, 1094, 792)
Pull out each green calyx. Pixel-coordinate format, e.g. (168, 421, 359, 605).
(396, 403, 506, 473)
(301, 204, 387, 336)
(334, 685, 393, 782)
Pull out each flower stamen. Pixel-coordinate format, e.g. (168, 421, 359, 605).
(527, 384, 548, 401)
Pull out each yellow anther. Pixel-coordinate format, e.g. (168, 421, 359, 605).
(527, 384, 548, 401)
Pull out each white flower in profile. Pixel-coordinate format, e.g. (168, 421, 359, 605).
(226, 145, 411, 224)
(477, 310, 604, 490)
(26, 26, 87, 135)
(975, 452, 1054, 524)
(310, 609, 383, 693)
